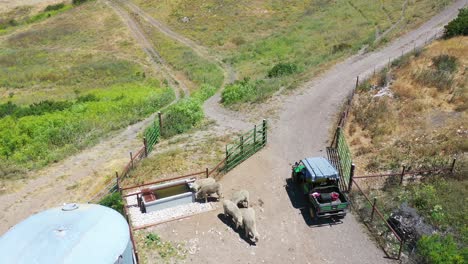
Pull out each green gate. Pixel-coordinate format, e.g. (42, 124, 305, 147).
(336, 127, 352, 189)
(144, 120, 160, 154)
(327, 127, 352, 191)
(225, 120, 267, 172)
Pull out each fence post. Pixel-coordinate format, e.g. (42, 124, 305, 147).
(450, 158, 457, 174)
(158, 112, 163, 136)
(355, 75, 359, 90)
(348, 164, 355, 192)
(398, 239, 404, 260)
(143, 137, 148, 157)
(370, 197, 377, 221)
(335, 127, 341, 148)
(400, 166, 406, 185)
(205, 168, 209, 178)
(115, 171, 121, 194)
(253, 125, 257, 151)
(240, 136, 244, 156)
(130, 152, 134, 169)
(262, 119, 267, 145)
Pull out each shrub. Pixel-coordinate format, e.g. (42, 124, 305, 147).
(417, 234, 465, 264)
(416, 70, 454, 91)
(432, 55, 458, 73)
(44, 3, 65, 12)
(267, 63, 298, 78)
(221, 78, 257, 105)
(444, 8, 468, 39)
(331, 43, 352, 54)
(99, 192, 124, 215)
(191, 84, 217, 102)
(162, 99, 204, 137)
(72, 0, 89, 5)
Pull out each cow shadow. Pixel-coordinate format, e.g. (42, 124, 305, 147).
(217, 213, 256, 246)
(284, 178, 343, 227)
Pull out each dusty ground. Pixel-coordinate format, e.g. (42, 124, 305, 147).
(137, 1, 467, 263)
(0, 0, 466, 263)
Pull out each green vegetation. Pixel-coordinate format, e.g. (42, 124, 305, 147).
(444, 8, 468, 38)
(267, 63, 298, 78)
(0, 3, 72, 33)
(417, 234, 466, 264)
(138, 19, 223, 90)
(415, 54, 458, 90)
(135, 0, 454, 105)
(73, 0, 93, 6)
(346, 37, 467, 263)
(0, 1, 152, 105)
(139, 233, 186, 262)
(161, 84, 216, 137)
(99, 192, 124, 215)
(0, 84, 174, 173)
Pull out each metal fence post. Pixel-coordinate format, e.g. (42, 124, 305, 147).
(205, 168, 209, 178)
(262, 119, 267, 145)
(115, 171, 121, 194)
(355, 75, 359, 90)
(158, 112, 163, 136)
(370, 197, 377, 221)
(130, 152, 134, 169)
(400, 166, 406, 185)
(240, 135, 244, 156)
(450, 158, 457, 174)
(143, 137, 148, 157)
(335, 127, 341, 148)
(348, 164, 355, 192)
(398, 239, 404, 260)
(253, 125, 257, 150)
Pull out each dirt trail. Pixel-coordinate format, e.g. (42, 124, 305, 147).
(120, 0, 253, 131)
(147, 1, 467, 263)
(105, 0, 189, 98)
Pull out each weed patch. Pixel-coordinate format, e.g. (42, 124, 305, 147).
(444, 7, 468, 39)
(0, 84, 174, 172)
(99, 192, 124, 215)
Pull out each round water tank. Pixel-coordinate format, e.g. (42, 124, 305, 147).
(0, 203, 135, 264)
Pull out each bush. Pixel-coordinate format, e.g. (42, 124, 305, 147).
(432, 55, 458, 73)
(162, 99, 204, 137)
(417, 234, 465, 264)
(44, 3, 65, 12)
(267, 63, 298, 78)
(444, 8, 468, 39)
(72, 0, 89, 5)
(0, 84, 174, 169)
(191, 84, 217, 102)
(221, 78, 257, 105)
(99, 192, 124, 215)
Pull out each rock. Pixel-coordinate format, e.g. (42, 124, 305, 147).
(181, 16, 190, 23)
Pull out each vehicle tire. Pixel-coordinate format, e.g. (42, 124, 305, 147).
(309, 208, 318, 221)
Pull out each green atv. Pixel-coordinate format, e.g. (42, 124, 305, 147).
(291, 157, 349, 220)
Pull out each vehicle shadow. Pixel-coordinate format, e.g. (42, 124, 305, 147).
(285, 178, 343, 227)
(217, 213, 257, 246)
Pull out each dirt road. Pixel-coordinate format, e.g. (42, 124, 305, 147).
(147, 1, 467, 263)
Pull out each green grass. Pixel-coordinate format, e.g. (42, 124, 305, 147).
(0, 3, 72, 35)
(0, 1, 152, 104)
(137, 17, 224, 90)
(0, 83, 174, 174)
(134, 0, 454, 105)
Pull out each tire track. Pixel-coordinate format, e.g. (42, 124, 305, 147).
(104, 0, 189, 98)
(119, 0, 253, 131)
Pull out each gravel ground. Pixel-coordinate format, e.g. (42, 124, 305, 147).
(126, 194, 216, 228)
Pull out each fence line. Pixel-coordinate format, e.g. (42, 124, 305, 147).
(351, 178, 404, 260)
(225, 119, 267, 172)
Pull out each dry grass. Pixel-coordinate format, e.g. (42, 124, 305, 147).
(121, 131, 232, 187)
(347, 36, 467, 172)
